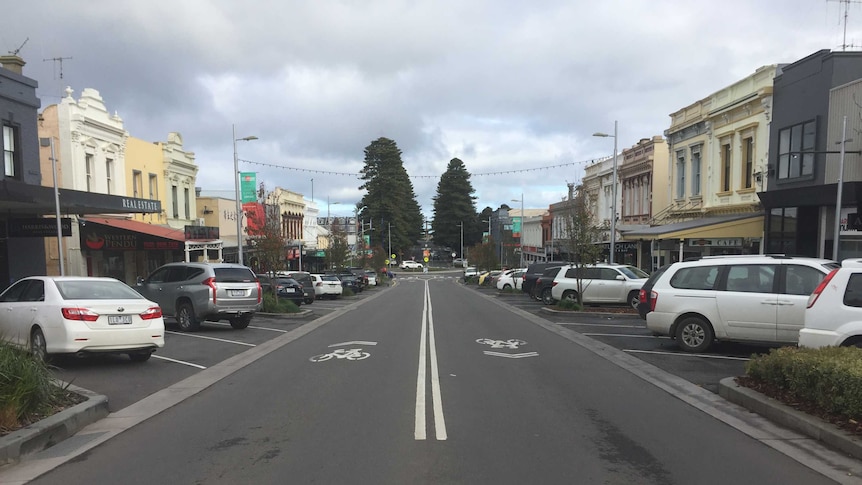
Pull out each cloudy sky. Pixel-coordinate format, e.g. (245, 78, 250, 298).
(4, 1, 860, 219)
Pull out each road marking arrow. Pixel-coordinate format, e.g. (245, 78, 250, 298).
(329, 341, 378, 347)
(483, 351, 539, 359)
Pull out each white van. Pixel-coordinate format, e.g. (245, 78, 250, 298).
(646, 255, 838, 352)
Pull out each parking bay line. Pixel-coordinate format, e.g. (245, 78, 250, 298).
(151, 354, 208, 369)
(208, 322, 289, 333)
(624, 349, 751, 361)
(559, 323, 647, 329)
(165, 331, 257, 347)
(582, 333, 669, 339)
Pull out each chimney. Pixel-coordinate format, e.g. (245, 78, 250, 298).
(567, 182, 575, 200)
(0, 55, 25, 75)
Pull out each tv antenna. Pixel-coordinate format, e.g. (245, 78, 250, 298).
(829, 0, 862, 50)
(8, 37, 29, 56)
(43, 56, 72, 79)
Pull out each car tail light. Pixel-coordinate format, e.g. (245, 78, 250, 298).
(61, 307, 99, 321)
(807, 269, 838, 308)
(552, 281, 558, 287)
(256, 281, 262, 303)
(638, 289, 646, 303)
(202, 277, 218, 304)
(140, 306, 163, 320)
(649, 290, 658, 312)
(316, 282, 322, 287)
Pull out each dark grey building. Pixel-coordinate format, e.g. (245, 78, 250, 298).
(759, 49, 862, 259)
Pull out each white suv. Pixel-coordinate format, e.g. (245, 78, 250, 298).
(400, 260, 424, 270)
(548, 264, 649, 308)
(646, 255, 838, 352)
(800, 259, 862, 349)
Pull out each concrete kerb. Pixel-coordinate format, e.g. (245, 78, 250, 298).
(719, 377, 862, 461)
(0, 383, 108, 468)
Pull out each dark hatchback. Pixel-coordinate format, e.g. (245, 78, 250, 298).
(334, 273, 363, 293)
(258, 275, 305, 305)
(279, 271, 315, 304)
(522, 262, 565, 299)
(637, 264, 671, 319)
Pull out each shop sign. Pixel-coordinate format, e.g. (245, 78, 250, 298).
(687, 238, 742, 247)
(80, 224, 181, 251)
(184, 225, 220, 240)
(8, 218, 72, 237)
(841, 208, 862, 235)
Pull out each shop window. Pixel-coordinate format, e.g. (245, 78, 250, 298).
(133, 171, 143, 198)
(2, 124, 19, 178)
(778, 120, 815, 179)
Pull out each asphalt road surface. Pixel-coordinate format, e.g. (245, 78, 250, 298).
(13, 276, 855, 484)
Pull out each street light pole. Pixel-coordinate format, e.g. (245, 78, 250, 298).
(457, 222, 464, 264)
(593, 120, 618, 264)
(40, 137, 64, 275)
(233, 124, 258, 266)
(512, 195, 524, 268)
(834, 115, 848, 261)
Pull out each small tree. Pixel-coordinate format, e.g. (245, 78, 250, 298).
(326, 224, 350, 271)
(559, 184, 604, 307)
(246, 183, 288, 276)
(469, 240, 497, 272)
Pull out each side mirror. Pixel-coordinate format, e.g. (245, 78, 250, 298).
(616, 275, 625, 281)
(136, 276, 145, 285)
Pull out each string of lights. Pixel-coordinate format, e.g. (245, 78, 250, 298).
(239, 157, 605, 179)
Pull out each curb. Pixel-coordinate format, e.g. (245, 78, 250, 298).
(257, 309, 314, 318)
(718, 377, 862, 460)
(0, 383, 108, 467)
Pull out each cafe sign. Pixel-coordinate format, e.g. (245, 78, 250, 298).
(688, 238, 742, 247)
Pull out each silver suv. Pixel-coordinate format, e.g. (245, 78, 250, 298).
(547, 263, 649, 308)
(137, 262, 262, 331)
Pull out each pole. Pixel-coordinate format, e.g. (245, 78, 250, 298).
(388, 222, 392, 265)
(610, 120, 618, 264)
(834, 116, 848, 261)
(520, 193, 524, 268)
(460, 222, 464, 263)
(50, 138, 64, 276)
(233, 124, 243, 266)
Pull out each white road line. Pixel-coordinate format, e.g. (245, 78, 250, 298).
(151, 354, 207, 369)
(582, 333, 669, 339)
(415, 280, 447, 440)
(559, 323, 646, 329)
(165, 331, 257, 347)
(624, 349, 751, 361)
(207, 322, 289, 333)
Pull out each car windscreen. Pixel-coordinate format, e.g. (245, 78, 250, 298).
(213, 268, 256, 283)
(321, 275, 341, 282)
(56, 280, 145, 300)
(619, 266, 649, 279)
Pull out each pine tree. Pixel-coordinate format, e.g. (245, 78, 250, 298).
(431, 158, 479, 258)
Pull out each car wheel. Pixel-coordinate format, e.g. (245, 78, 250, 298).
(30, 328, 49, 362)
(502, 284, 512, 290)
(561, 290, 578, 302)
(176, 302, 201, 332)
(627, 291, 640, 309)
(541, 288, 556, 305)
(304, 297, 314, 304)
(128, 351, 152, 362)
(675, 316, 714, 353)
(230, 315, 252, 329)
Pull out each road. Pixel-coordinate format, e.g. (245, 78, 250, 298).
(6, 275, 858, 484)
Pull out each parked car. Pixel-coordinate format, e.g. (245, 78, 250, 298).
(311, 274, 344, 298)
(274, 277, 305, 305)
(335, 272, 363, 293)
(0, 276, 164, 362)
(348, 267, 370, 287)
(364, 270, 378, 286)
(535, 265, 566, 303)
(453, 258, 467, 267)
(137, 262, 261, 331)
(479, 270, 500, 286)
(496, 268, 526, 290)
(637, 264, 671, 319)
(548, 264, 649, 309)
(522, 262, 565, 300)
(277, 271, 315, 304)
(463, 266, 478, 281)
(646, 255, 839, 352)
(401, 260, 424, 270)
(800, 259, 862, 349)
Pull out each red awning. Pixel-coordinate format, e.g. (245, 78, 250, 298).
(80, 217, 185, 241)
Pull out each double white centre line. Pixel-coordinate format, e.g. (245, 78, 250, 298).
(415, 280, 447, 440)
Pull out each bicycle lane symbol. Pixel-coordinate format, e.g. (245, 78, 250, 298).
(475, 338, 539, 358)
(309, 341, 377, 363)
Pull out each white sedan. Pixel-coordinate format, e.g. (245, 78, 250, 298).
(496, 269, 526, 291)
(0, 276, 165, 362)
(311, 274, 344, 298)
(400, 260, 424, 270)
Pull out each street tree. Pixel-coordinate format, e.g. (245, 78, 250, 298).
(431, 158, 479, 258)
(245, 182, 288, 276)
(357, 137, 423, 259)
(558, 183, 604, 307)
(326, 224, 350, 271)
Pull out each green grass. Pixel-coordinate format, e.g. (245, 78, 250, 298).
(0, 344, 74, 433)
(261, 293, 302, 313)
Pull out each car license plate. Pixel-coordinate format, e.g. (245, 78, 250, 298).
(229, 289, 245, 296)
(108, 315, 132, 325)
(282, 288, 295, 293)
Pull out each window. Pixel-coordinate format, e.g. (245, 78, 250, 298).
(742, 137, 754, 189)
(675, 151, 685, 199)
(691, 149, 701, 196)
(2, 124, 18, 178)
(778, 121, 815, 179)
(105, 159, 113, 195)
(670, 266, 719, 290)
(726, 265, 776, 293)
(721, 142, 731, 192)
(132, 171, 143, 198)
(844, 274, 862, 308)
(783, 265, 826, 296)
(172, 185, 179, 218)
(85, 154, 93, 192)
(184, 187, 190, 219)
(148, 174, 158, 200)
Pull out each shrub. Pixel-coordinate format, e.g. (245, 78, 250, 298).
(745, 346, 862, 421)
(261, 293, 301, 313)
(0, 344, 67, 431)
(557, 299, 583, 311)
(342, 287, 355, 297)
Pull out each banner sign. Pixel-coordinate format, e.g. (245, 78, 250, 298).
(79, 222, 181, 251)
(240, 172, 257, 203)
(8, 218, 72, 237)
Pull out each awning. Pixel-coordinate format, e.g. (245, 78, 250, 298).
(81, 217, 185, 241)
(621, 213, 764, 241)
(79, 217, 185, 252)
(0, 179, 162, 216)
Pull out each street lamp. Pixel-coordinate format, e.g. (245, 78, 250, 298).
(39, 136, 64, 276)
(456, 222, 464, 265)
(512, 195, 524, 268)
(327, 197, 341, 225)
(233, 124, 258, 266)
(593, 120, 618, 264)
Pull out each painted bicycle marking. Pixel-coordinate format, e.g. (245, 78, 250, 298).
(475, 338, 527, 349)
(309, 348, 371, 362)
